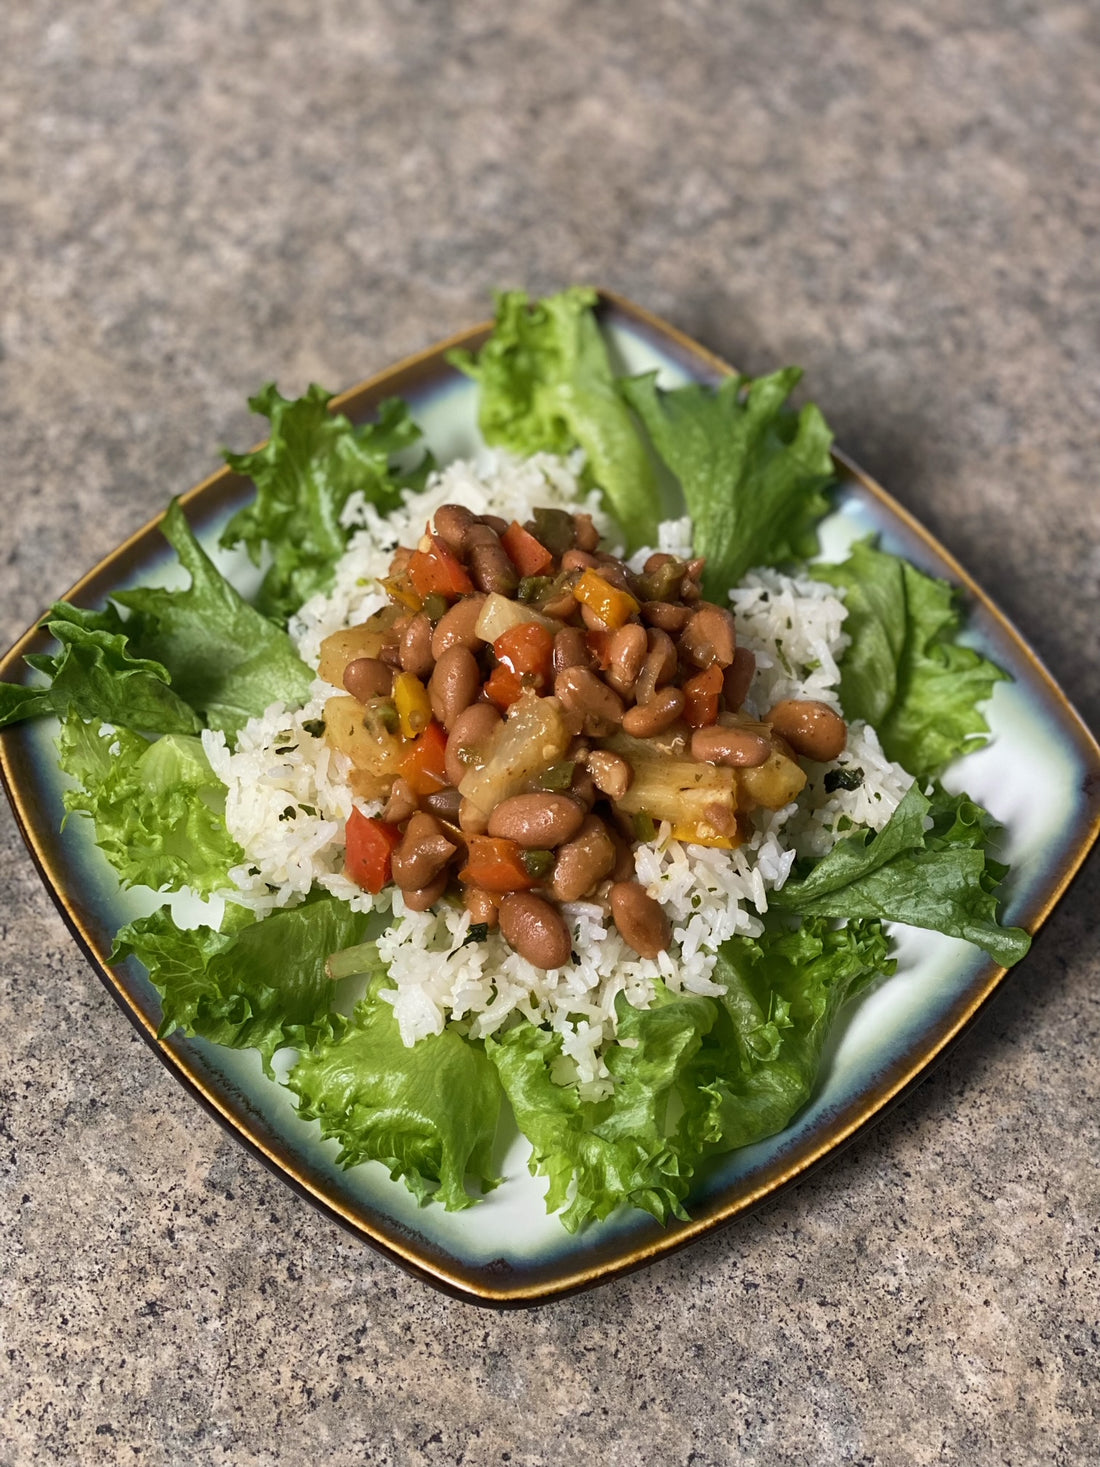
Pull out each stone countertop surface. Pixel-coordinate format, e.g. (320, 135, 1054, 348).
(2, 3, 1098, 1463)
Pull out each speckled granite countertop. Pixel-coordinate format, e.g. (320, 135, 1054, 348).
(2, 3, 1099, 1463)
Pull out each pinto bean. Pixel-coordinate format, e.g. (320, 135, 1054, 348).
(592, 554, 633, 591)
(399, 612, 435, 678)
(723, 647, 756, 711)
(391, 813, 456, 891)
(570, 764, 597, 811)
(604, 622, 648, 696)
(431, 594, 487, 659)
(445, 702, 502, 788)
(554, 666, 625, 737)
(634, 628, 678, 704)
(643, 552, 675, 574)
(572, 513, 601, 552)
(561, 548, 599, 573)
(422, 786, 463, 822)
(641, 600, 691, 634)
(388, 545, 412, 577)
(342, 656, 393, 702)
(608, 828, 637, 884)
(433, 503, 478, 552)
(550, 815, 618, 902)
(681, 557, 705, 602)
(541, 586, 579, 621)
(381, 776, 419, 825)
(429, 645, 480, 730)
(464, 885, 500, 931)
(610, 881, 671, 959)
(402, 872, 450, 912)
(681, 603, 737, 669)
(499, 892, 573, 969)
(766, 699, 847, 762)
(621, 687, 685, 737)
(488, 793, 585, 849)
(466, 524, 518, 596)
(690, 724, 771, 767)
(703, 801, 739, 836)
(479, 513, 510, 537)
(586, 749, 633, 801)
(553, 626, 592, 675)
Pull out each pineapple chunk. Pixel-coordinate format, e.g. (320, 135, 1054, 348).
(460, 691, 570, 814)
(323, 694, 402, 800)
(317, 607, 401, 688)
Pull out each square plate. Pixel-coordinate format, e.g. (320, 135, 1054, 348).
(3, 291, 1099, 1307)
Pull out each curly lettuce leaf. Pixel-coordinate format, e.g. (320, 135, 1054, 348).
(112, 892, 366, 1075)
(0, 602, 200, 734)
(116, 500, 313, 738)
(620, 367, 834, 598)
(813, 541, 1008, 778)
(488, 983, 718, 1231)
(57, 715, 241, 895)
(449, 287, 661, 550)
(287, 978, 502, 1212)
(697, 917, 896, 1151)
(491, 922, 892, 1231)
(221, 387, 431, 624)
(773, 783, 1030, 966)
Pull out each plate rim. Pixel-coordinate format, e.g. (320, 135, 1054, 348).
(2, 288, 1099, 1307)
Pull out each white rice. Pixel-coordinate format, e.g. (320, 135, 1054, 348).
(206, 451, 913, 1097)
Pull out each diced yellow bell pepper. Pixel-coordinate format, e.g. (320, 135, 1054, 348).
(671, 823, 737, 850)
(393, 672, 432, 738)
(573, 569, 639, 630)
(381, 574, 423, 612)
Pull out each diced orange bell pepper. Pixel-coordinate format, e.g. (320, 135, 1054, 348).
(407, 534, 476, 600)
(344, 810, 402, 894)
(459, 835, 537, 893)
(573, 569, 639, 630)
(483, 664, 525, 711)
(398, 719, 449, 795)
(683, 664, 723, 728)
(501, 520, 553, 578)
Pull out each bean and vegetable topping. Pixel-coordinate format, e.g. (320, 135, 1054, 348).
(323, 504, 847, 968)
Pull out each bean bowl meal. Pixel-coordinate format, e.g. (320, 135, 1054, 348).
(0, 288, 1030, 1232)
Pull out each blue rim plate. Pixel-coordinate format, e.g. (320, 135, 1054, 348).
(2, 292, 1099, 1306)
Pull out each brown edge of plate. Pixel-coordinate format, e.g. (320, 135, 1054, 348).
(2, 289, 1099, 1308)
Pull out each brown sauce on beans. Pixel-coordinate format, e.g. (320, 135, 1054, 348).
(331, 501, 847, 969)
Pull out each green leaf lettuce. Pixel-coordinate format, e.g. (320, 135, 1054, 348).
(773, 782, 1030, 967)
(0, 602, 200, 735)
(113, 892, 367, 1075)
(620, 368, 835, 598)
(813, 540, 1008, 779)
(450, 287, 661, 550)
(116, 500, 313, 738)
(287, 978, 503, 1212)
(58, 715, 241, 895)
(221, 386, 432, 625)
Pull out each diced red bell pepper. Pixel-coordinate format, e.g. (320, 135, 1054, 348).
(683, 663, 723, 728)
(459, 835, 537, 893)
(493, 622, 555, 681)
(344, 810, 402, 894)
(501, 520, 553, 578)
(585, 628, 613, 672)
(407, 535, 476, 599)
(398, 719, 449, 795)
